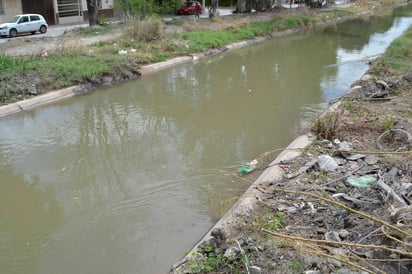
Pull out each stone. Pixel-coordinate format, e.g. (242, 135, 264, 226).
(223, 246, 239, 261)
(365, 155, 379, 165)
(325, 231, 341, 242)
(317, 155, 338, 172)
(338, 229, 350, 239)
(249, 265, 262, 274)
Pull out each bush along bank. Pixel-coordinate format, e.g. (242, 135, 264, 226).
(171, 21, 412, 274)
(0, 0, 398, 107)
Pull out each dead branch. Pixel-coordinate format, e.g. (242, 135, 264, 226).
(270, 187, 412, 238)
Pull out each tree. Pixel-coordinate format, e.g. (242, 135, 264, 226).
(87, 0, 98, 26)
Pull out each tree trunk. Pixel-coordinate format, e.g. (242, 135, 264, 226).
(87, 0, 98, 26)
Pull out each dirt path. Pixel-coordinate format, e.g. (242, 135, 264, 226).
(0, 31, 122, 57)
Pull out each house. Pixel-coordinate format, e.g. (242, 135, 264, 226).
(0, 0, 115, 25)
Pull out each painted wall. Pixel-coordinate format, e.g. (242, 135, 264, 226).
(0, 0, 23, 23)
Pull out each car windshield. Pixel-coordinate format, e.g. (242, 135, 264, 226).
(8, 16, 21, 23)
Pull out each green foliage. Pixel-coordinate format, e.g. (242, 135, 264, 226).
(180, 20, 276, 52)
(0, 52, 130, 99)
(259, 211, 284, 231)
(283, 16, 312, 29)
(152, 52, 170, 62)
(0, 56, 25, 72)
(97, 13, 110, 26)
(381, 115, 395, 131)
(188, 246, 224, 273)
(114, 0, 180, 18)
(372, 26, 412, 74)
(289, 259, 305, 273)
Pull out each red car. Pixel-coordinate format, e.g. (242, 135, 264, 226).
(177, 1, 202, 15)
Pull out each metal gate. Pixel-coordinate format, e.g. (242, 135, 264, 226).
(57, 0, 83, 24)
(22, 0, 55, 25)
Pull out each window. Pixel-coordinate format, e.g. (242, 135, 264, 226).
(0, 0, 4, 15)
(30, 15, 40, 21)
(19, 16, 29, 23)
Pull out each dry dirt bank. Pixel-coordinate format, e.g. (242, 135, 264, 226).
(172, 59, 412, 274)
(170, 3, 412, 274)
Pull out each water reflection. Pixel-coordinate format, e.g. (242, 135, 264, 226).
(0, 4, 412, 274)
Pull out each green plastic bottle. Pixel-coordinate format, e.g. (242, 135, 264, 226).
(238, 165, 249, 175)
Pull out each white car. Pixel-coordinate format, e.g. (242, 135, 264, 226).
(0, 14, 48, 38)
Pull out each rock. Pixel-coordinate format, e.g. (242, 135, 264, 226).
(317, 155, 338, 172)
(328, 258, 342, 267)
(338, 141, 351, 152)
(210, 228, 226, 245)
(325, 231, 341, 242)
(338, 229, 350, 239)
(249, 265, 262, 274)
(305, 271, 321, 274)
(365, 155, 379, 165)
(27, 85, 37, 95)
(223, 246, 239, 261)
(345, 154, 366, 161)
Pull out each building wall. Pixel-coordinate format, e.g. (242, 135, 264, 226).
(0, 0, 115, 25)
(0, 0, 23, 23)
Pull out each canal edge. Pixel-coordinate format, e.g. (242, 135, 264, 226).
(169, 93, 352, 272)
(0, 2, 391, 118)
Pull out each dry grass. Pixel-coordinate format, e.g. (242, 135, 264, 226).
(312, 111, 341, 140)
(123, 17, 163, 41)
(181, 15, 251, 32)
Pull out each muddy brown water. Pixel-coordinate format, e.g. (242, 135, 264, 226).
(1, 5, 412, 274)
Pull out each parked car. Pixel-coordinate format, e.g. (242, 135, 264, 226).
(177, 1, 202, 15)
(0, 14, 48, 38)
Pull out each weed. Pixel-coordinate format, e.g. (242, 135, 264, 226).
(396, 108, 412, 117)
(289, 259, 305, 273)
(124, 16, 163, 42)
(371, 26, 412, 75)
(187, 246, 224, 273)
(259, 211, 284, 231)
(342, 98, 357, 112)
(381, 115, 395, 131)
(313, 111, 341, 140)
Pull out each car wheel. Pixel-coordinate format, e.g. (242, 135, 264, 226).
(9, 29, 17, 38)
(40, 25, 47, 34)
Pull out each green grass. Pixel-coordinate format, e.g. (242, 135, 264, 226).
(0, 52, 132, 101)
(180, 20, 276, 52)
(372, 26, 412, 74)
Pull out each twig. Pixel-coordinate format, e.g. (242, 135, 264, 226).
(357, 226, 383, 244)
(323, 163, 365, 186)
(270, 187, 412, 238)
(375, 178, 407, 206)
(301, 245, 377, 274)
(381, 226, 412, 249)
(261, 229, 412, 257)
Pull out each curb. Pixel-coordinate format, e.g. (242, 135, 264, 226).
(0, 86, 80, 118)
